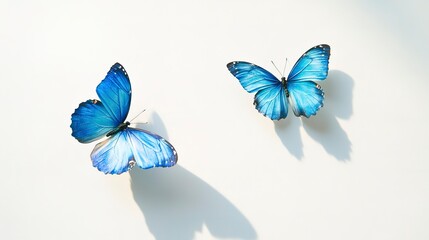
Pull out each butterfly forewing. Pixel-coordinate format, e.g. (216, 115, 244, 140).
(227, 61, 281, 93)
(95, 63, 132, 125)
(287, 44, 330, 82)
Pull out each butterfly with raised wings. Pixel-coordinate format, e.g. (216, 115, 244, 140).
(70, 63, 177, 175)
(227, 44, 331, 120)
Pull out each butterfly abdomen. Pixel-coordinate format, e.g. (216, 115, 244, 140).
(281, 77, 289, 97)
(106, 121, 130, 137)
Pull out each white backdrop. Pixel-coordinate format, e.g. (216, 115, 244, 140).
(1, 0, 429, 239)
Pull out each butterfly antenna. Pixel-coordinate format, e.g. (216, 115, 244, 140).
(129, 109, 146, 123)
(271, 60, 283, 77)
(282, 58, 288, 77)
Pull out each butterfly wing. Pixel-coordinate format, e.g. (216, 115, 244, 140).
(286, 44, 330, 117)
(91, 128, 178, 175)
(71, 99, 119, 143)
(287, 44, 330, 82)
(95, 63, 131, 123)
(254, 84, 288, 120)
(71, 63, 132, 143)
(288, 81, 324, 117)
(227, 61, 280, 93)
(227, 61, 288, 120)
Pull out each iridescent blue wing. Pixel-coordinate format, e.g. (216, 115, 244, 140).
(227, 61, 288, 120)
(286, 44, 330, 117)
(70, 99, 118, 143)
(287, 44, 330, 82)
(91, 128, 178, 175)
(254, 84, 288, 120)
(96, 63, 131, 123)
(288, 81, 324, 117)
(227, 61, 280, 93)
(71, 63, 131, 143)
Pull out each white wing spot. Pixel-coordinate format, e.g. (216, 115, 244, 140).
(128, 160, 136, 169)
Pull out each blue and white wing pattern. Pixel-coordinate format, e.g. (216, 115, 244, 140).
(287, 44, 330, 117)
(227, 44, 331, 120)
(71, 63, 177, 175)
(227, 61, 289, 120)
(91, 128, 178, 175)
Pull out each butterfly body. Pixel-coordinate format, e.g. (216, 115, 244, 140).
(227, 44, 330, 120)
(280, 77, 289, 97)
(71, 63, 177, 175)
(106, 121, 130, 137)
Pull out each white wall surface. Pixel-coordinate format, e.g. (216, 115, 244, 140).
(1, 0, 428, 239)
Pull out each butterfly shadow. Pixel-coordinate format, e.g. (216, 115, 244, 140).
(130, 112, 257, 240)
(274, 117, 304, 160)
(275, 70, 354, 161)
(302, 70, 354, 161)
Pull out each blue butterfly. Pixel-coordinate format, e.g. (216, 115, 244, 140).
(71, 63, 177, 175)
(227, 44, 331, 120)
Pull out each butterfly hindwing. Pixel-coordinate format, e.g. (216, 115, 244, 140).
(254, 84, 289, 120)
(288, 81, 324, 117)
(71, 63, 132, 143)
(91, 128, 178, 175)
(126, 128, 177, 169)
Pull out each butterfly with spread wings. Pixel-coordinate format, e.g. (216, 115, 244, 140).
(227, 44, 331, 120)
(71, 63, 177, 175)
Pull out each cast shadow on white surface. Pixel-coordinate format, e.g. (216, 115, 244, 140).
(273, 117, 304, 159)
(131, 113, 257, 240)
(274, 70, 354, 161)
